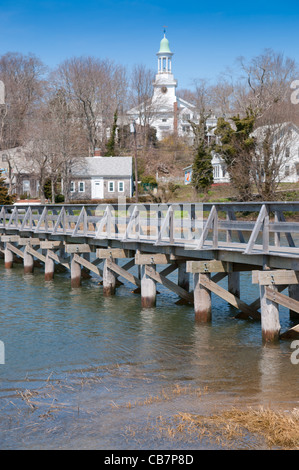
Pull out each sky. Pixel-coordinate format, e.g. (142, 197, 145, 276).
(1, 0, 299, 90)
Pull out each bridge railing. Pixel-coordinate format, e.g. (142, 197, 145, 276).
(1, 202, 299, 255)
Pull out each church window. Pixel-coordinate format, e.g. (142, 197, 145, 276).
(163, 58, 166, 71)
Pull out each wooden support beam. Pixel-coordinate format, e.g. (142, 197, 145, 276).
(45, 252, 55, 281)
(187, 260, 232, 273)
(253, 270, 299, 286)
(47, 250, 70, 271)
(103, 258, 116, 296)
(40, 241, 63, 250)
(4, 243, 14, 268)
(259, 284, 281, 343)
(265, 287, 299, 315)
(135, 253, 173, 265)
(1, 235, 20, 243)
(145, 265, 193, 303)
(193, 273, 212, 322)
(18, 238, 41, 246)
(6, 242, 24, 259)
(65, 244, 91, 254)
(71, 254, 81, 288)
(23, 246, 34, 274)
(280, 324, 299, 340)
(25, 245, 46, 264)
(106, 259, 140, 287)
(141, 265, 157, 308)
(199, 275, 260, 320)
(96, 248, 134, 259)
(228, 272, 240, 298)
(178, 262, 189, 292)
(73, 253, 103, 277)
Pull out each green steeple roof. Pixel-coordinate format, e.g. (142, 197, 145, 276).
(159, 34, 171, 54)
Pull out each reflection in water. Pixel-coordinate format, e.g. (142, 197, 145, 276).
(0, 262, 298, 449)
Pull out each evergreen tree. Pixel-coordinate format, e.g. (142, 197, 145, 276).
(105, 110, 118, 156)
(191, 116, 214, 194)
(192, 142, 214, 194)
(0, 170, 13, 205)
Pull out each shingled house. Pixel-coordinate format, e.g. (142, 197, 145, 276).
(69, 156, 133, 201)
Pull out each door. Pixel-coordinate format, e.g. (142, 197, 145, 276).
(91, 179, 104, 199)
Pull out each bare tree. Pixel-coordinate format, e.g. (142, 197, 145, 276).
(0, 52, 45, 150)
(53, 56, 128, 156)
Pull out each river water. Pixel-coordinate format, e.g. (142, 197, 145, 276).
(0, 259, 298, 450)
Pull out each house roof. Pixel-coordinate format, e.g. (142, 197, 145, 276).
(71, 157, 133, 178)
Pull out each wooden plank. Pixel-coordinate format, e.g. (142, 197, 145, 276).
(65, 244, 91, 254)
(244, 204, 267, 254)
(26, 245, 46, 263)
(186, 260, 232, 273)
(1, 235, 20, 243)
(252, 270, 299, 286)
(145, 265, 193, 303)
(96, 248, 134, 259)
(106, 259, 140, 287)
(6, 242, 24, 259)
(73, 253, 103, 277)
(265, 287, 299, 314)
(199, 275, 260, 320)
(135, 253, 172, 265)
(18, 238, 41, 246)
(40, 241, 63, 249)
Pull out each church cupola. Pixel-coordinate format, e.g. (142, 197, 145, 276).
(157, 32, 173, 74)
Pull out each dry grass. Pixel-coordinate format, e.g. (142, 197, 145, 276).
(174, 406, 299, 449)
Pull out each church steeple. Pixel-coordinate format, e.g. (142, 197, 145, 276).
(157, 31, 173, 74)
(153, 31, 177, 103)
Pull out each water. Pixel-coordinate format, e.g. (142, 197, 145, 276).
(0, 259, 299, 449)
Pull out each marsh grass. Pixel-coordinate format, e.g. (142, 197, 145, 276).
(173, 407, 299, 449)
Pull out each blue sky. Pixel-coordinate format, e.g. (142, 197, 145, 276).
(1, 0, 299, 90)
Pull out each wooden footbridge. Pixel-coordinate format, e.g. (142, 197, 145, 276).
(1, 201, 299, 342)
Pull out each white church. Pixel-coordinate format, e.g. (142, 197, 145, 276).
(127, 32, 217, 142)
(126, 32, 229, 183)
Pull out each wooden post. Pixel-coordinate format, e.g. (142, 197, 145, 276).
(228, 272, 240, 298)
(259, 284, 281, 342)
(45, 251, 55, 281)
(103, 258, 116, 296)
(193, 273, 212, 322)
(289, 281, 299, 320)
(178, 262, 189, 292)
(141, 265, 156, 308)
(23, 246, 34, 274)
(4, 243, 13, 269)
(71, 254, 81, 288)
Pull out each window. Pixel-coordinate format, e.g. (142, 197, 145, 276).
(70, 181, 75, 192)
(23, 180, 30, 193)
(79, 181, 85, 192)
(118, 181, 124, 192)
(2, 154, 7, 162)
(108, 181, 115, 192)
(162, 119, 168, 122)
(285, 165, 290, 177)
(286, 147, 290, 159)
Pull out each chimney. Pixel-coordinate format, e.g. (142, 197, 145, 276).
(94, 148, 101, 157)
(173, 102, 178, 135)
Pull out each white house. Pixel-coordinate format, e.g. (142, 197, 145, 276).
(184, 122, 299, 186)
